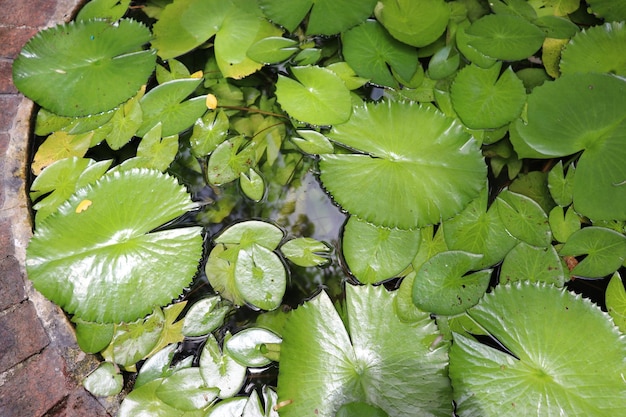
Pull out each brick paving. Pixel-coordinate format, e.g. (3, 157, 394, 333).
(0, 1, 117, 415)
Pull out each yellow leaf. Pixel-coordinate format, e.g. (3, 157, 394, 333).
(31, 131, 93, 175)
(542, 38, 569, 79)
(206, 93, 218, 110)
(75, 199, 93, 213)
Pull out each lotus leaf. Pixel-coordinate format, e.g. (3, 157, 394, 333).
(258, 0, 377, 35)
(156, 368, 218, 411)
(26, 169, 203, 323)
(560, 22, 626, 76)
(500, 242, 566, 286)
(277, 284, 452, 417)
(559, 226, 626, 278)
(586, 0, 626, 21)
(13, 19, 156, 116)
(451, 63, 526, 129)
(275, 65, 352, 126)
(374, 0, 450, 47)
(342, 216, 420, 284)
(606, 273, 626, 332)
(319, 100, 486, 229)
(342, 20, 419, 88)
(512, 73, 626, 221)
(83, 362, 123, 397)
(465, 14, 545, 61)
(412, 251, 491, 316)
(450, 282, 626, 416)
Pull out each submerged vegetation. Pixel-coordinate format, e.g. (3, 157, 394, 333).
(12, 0, 626, 415)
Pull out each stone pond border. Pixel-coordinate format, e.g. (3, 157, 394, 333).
(0, 1, 121, 415)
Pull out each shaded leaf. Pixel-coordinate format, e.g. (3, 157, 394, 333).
(559, 227, 626, 278)
(342, 20, 419, 88)
(606, 272, 626, 332)
(500, 242, 566, 286)
(374, 0, 449, 47)
(465, 14, 545, 61)
(258, 0, 377, 35)
(412, 251, 491, 316)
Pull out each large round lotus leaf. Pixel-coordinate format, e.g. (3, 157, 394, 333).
(277, 284, 452, 417)
(450, 282, 626, 416)
(512, 73, 626, 220)
(586, 0, 626, 21)
(26, 169, 203, 323)
(319, 101, 485, 229)
(13, 19, 156, 117)
(560, 22, 626, 76)
(374, 0, 449, 47)
(258, 0, 377, 35)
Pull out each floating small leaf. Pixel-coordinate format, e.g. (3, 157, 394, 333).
(275, 65, 352, 125)
(224, 327, 282, 367)
(83, 362, 123, 397)
(500, 242, 566, 286)
(342, 216, 420, 284)
(559, 227, 626, 278)
(412, 251, 491, 316)
(606, 272, 626, 332)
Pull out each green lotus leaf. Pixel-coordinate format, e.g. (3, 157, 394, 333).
(548, 206, 580, 243)
(205, 397, 247, 416)
(342, 20, 419, 88)
(105, 86, 145, 150)
(134, 344, 181, 389)
(374, 0, 450, 47)
(320, 100, 486, 229)
(532, 15, 580, 39)
(83, 362, 123, 398)
(214, 220, 284, 250)
(156, 368, 218, 411)
(490, 0, 537, 19)
(451, 63, 526, 129)
(559, 226, 626, 278)
(200, 334, 247, 399)
(560, 22, 626, 76)
(443, 187, 518, 269)
(30, 157, 112, 223)
(277, 284, 452, 417)
(182, 296, 231, 337)
(76, 0, 131, 21)
(606, 272, 626, 333)
(207, 136, 257, 186)
(450, 282, 626, 416)
(291, 130, 334, 155)
(455, 26, 498, 69)
(342, 216, 420, 284)
(190, 109, 230, 157)
(540, 0, 581, 16)
(427, 45, 460, 80)
(500, 242, 566, 286)
(26, 169, 203, 323)
(586, 0, 626, 21)
(258, 0, 377, 35)
(496, 190, 551, 248)
(152, 0, 232, 59)
(13, 19, 156, 117)
(280, 237, 331, 267)
(137, 77, 207, 137)
(465, 14, 545, 61)
(512, 73, 626, 220)
(74, 319, 114, 354)
(224, 327, 282, 367)
(234, 244, 286, 311)
(336, 402, 389, 417)
(275, 65, 352, 125)
(547, 160, 575, 207)
(118, 379, 191, 417)
(239, 168, 265, 202)
(215, 1, 283, 79)
(246, 36, 299, 64)
(412, 251, 491, 316)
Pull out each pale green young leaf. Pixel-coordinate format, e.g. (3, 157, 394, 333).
(156, 368, 219, 411)
(83, 362, 124, 397)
